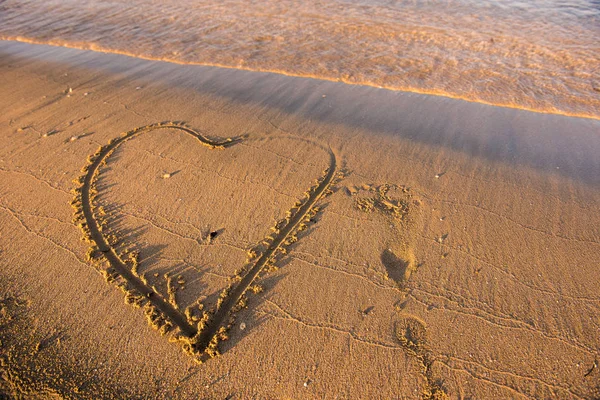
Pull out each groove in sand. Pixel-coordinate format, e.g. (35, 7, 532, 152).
(73, 121, 338, 358)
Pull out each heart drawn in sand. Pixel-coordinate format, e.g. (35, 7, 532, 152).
(71, 122, 339, 361)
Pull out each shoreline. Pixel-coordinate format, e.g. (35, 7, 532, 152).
(1, 41, 599, 399)
(4, 37, 600, 122)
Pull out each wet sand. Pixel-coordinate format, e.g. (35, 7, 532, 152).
(0, 41, 599, 399)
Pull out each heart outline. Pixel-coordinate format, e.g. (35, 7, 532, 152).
(71, 121, 339, 360)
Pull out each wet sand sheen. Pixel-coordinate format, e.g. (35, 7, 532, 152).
(0, 41, 599, 399)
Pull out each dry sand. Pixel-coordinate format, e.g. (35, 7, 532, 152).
(0, 41, 599, 399)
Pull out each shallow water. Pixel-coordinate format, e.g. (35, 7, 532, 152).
(1, 0, 599, 118)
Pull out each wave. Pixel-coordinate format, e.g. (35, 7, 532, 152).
(1, 0, 599, 120)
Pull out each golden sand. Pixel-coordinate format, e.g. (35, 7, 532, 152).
(1, 41, 599, 399)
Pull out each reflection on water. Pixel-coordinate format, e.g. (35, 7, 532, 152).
(1, 0, 599, 118)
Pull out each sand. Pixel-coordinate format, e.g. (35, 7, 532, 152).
(0, 40, 599, 399)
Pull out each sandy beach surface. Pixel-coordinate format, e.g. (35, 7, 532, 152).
(0, 41, 599, 399)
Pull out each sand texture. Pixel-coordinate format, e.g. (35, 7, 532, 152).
(0, 41, 599, 399)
